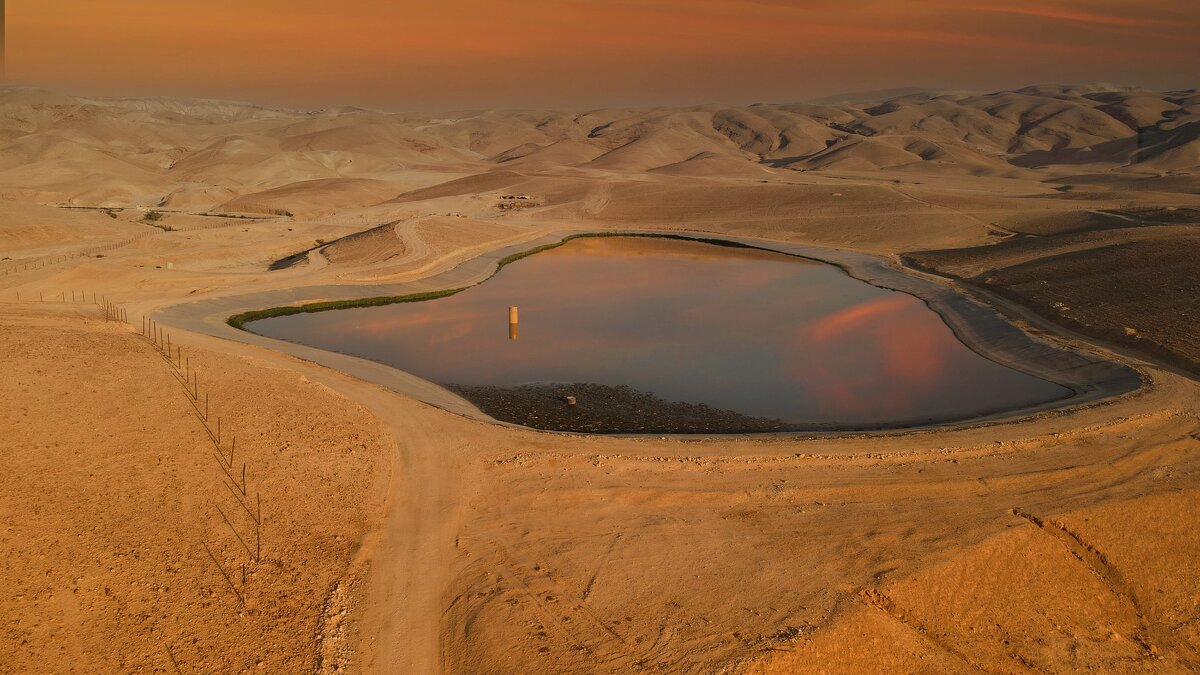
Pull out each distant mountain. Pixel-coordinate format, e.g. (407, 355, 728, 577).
(0, 84, 1195, 211)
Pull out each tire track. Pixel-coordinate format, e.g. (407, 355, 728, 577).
(492, 541, 628, 659)
(581, 533, 623, 602)
(857, 588, 990, 671)
(1009, 508, 1190, 663)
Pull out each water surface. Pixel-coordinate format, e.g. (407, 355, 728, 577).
(249, 236, 1070, 427)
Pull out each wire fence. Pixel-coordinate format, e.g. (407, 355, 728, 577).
(0, 233, 149, 276)
(13, 292, 270, 670)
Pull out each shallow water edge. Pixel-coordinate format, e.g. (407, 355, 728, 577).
(156, 229, 1144, 435)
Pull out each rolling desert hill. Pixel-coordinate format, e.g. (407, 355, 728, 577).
(1, 82, 1197, 364)
(0, 84, 1196, 213)
(1, 83, 1199, 674)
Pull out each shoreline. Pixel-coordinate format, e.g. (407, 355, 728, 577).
(445, 380, 1082, 435)
(154, 229, 1145, 436)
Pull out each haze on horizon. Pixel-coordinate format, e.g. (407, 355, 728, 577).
(4, 0, 1199, 111)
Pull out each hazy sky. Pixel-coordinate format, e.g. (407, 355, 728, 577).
(6, 0, 1199, 110)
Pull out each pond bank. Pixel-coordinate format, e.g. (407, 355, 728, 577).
(155, 229, 1144, 435)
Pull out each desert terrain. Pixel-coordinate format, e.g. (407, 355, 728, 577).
(1, 83, 1199, 673)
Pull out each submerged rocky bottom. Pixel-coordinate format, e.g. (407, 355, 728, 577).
(446, 382, 801, 434)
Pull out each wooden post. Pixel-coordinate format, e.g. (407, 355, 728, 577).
(202, 541, 244, 606)
(241, 463, 247, 495)
(509, 305, 519, 340)
(165, 645, 183, 674)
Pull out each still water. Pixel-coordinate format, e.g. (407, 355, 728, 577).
(248, 236, 1071, 426)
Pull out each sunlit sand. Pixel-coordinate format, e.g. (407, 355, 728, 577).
(1, 83, 1198, 673)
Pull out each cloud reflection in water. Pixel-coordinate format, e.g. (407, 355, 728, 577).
(252, 237, 1069, 425)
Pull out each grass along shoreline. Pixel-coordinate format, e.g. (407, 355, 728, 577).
(227, 232, 773, 331)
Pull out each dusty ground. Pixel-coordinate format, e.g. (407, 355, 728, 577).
(0, 302, 393, 673)
(1, 85, 1199, 673)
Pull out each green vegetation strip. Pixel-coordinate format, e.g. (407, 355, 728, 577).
(228, 232, 773, 331)
(227, 288, 465, 329)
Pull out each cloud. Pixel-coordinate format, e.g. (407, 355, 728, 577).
(943, 1, 1174, 28)
(12, 0, 1199, 108)
(781, 294, 953, 418)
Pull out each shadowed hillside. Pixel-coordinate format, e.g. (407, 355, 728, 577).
(0, 84, 1196, 213)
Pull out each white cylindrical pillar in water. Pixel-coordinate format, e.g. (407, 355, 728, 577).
(508, 305, 519, 340)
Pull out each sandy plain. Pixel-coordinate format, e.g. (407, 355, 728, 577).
(1, 83, 1199, 673)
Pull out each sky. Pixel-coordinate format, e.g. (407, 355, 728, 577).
(5, 0, 1199, 110)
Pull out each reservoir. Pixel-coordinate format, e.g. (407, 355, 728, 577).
(247, 236, 1071, 431)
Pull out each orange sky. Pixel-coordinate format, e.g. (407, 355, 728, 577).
(6, 0, 1199, 109)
